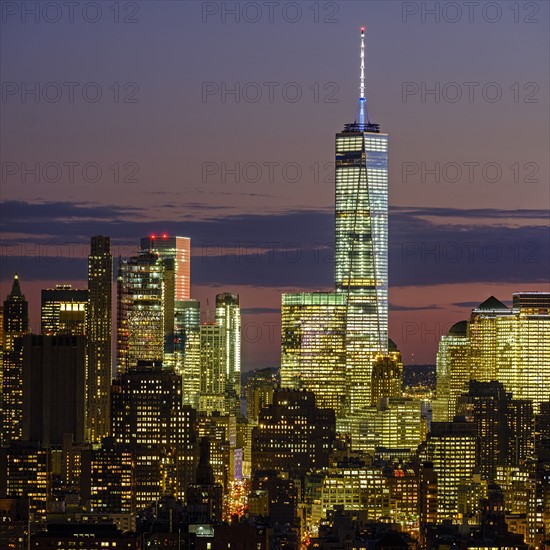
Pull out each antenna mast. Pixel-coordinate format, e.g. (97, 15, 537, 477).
(359, 27, 368, 128)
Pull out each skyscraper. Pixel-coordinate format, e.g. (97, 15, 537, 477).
(87, 236, 113, 443)
(335, 28, 389, 413)
(41, 285, 88, 336)
(175, 299, 201, 407)
(215, 293, 241, 406)
(433, 320, 470, 422)
(116, 251, 164, 374)
(1, 275, 29, 445)
(280, 292, 347, 416)
(199, 323, 226, 415)
(140, 235, 191, 301)
(140, 235, 191, 367)
(22, 334, 87, 446)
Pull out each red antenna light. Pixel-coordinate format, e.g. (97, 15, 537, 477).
(162, 233, 168, 238)
(151, 234, 156, 239)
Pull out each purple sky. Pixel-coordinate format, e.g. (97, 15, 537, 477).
(1, 1, 549, 368)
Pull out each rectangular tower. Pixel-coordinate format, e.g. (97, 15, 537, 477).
(335, 28, 389, 413)
(42, 285, 88, 336)
(87, 236, 113, 443)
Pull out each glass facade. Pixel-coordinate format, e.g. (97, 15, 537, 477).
(335, 126, 389, 413)
(116, 252, 164, 373)
(281, 292, 347, 416)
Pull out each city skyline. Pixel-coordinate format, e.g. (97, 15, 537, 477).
(1, 4, 549, 547)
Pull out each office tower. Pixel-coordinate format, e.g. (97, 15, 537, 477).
(199, 323, 226, 414)
(111, 364, 197, 506)
(116, 251, 164, 373)
(370, 348, 403, 406)
(80, 439, 134, 514)
(457, 380, 509, 480)
(468, 296, 513, 382)
(140, 236, 191, 366)
(140, 235, 191, 301)
(424, 419, 478, 522)
(22, 335, 86, 446)
(457, 473, 488, 524)
(175, 299, 201, 406)
(1, 275, 29, 445)
(0, 443, 51, 515)
(87, 236, 113, 443)
(511, 292, 550, 412)
(433, 320, 470, 422)
(335, 29, 389, 413)
(281, 292, 347, 416)
(506, 399, 534, 466)
(312, 466, 391, 525)
(251, 389, 336, 478)
(339, 397, 425, 456)
(41, 285, 87, 335)
(215, 293, 241, 408)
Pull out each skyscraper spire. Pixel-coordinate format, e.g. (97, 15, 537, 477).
(359, 26, 366, 127)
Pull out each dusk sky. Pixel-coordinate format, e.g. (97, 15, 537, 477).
(1, 0, 549, 369)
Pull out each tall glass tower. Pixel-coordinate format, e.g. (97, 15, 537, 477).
(335, 28, 389, 413)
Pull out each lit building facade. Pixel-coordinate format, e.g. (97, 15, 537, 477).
(434, 320, 470, 422)
(370, 350, 403, 406)
(1, 275, 29, 445)
(0, 443, 50, 516)
(440, 292, 550, 414)
(199, 323, 226, 415)
(41, 285, 87, 336)
(281, 292, 347, 416)
(424, 420, 479, 523)
(111, 364, 197, 506)
(215, 293, 241, 408)
(335, 30, 389, 413)
(252, 390, 336, 478)
(116, 251, 164, 373)
(176, 299, 201, 406)
(86, 235, 113, 443)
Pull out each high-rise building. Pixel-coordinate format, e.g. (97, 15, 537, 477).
(251, 389, 336, 478)
(41, 285, 87, 336)
(511, 292, 550, 412)
(176, 299, 201, 406)
(1, 275, 29, 445)
(116, 251, 164, 373)
(370, 347, 403, 406)
(22, 334, 87, 446)
(468, 296, 513, 382)
(215, 293, 241, 408)
(80, 439, 134, 514)
(140, 235, 191, 301)
(140, 235, 191, 367)
(111, 364, 197, 506)
(424, 419, 478, 522)
(86, 236, 113, 443)
(199, 323, 226, 415)
(281, 292, 347, 416)
(457, 380, 509, 480)
(433, 321, 470, 422)
(335, 29, 389, 413)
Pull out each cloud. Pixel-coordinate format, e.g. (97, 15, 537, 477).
(1, 201, 548, 290)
